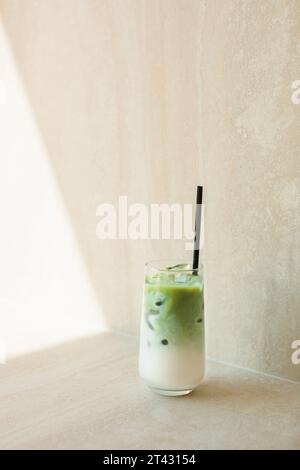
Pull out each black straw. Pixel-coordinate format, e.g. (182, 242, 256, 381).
(192, 186, 203, 275)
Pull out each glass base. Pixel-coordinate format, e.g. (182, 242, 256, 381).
(149, 386, 193, 397)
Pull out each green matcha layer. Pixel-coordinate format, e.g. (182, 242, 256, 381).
(144, 273, 204, 347)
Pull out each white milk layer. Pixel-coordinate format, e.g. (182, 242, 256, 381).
(139, 340, 205, 391)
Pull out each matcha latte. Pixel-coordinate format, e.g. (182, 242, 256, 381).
(139, 262, 205, 396)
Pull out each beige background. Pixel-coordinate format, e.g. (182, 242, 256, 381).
(0, 0, 299, 381)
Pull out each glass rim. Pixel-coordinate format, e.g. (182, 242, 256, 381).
(145, 259, 203, 273)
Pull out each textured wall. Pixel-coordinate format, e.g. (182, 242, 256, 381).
(0, 0, 204, 338)
(0, 16, 105, 357)
(0, 0, 299, 381)
(201, 0, 300, 382)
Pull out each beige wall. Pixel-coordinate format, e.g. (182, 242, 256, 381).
(0, 0, 204, 343)
(0, 16, 106, 357)
(0, 1, 299, 381)
(200, 0, 300, 382)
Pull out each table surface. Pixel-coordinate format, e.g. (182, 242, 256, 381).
(0, 332, 299, 450)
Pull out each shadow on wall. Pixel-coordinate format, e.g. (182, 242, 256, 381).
(199, 0, 300, 383)
(0, 0, 203, 338)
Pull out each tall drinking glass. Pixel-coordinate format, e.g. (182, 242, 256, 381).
(139, 261, 205, 396)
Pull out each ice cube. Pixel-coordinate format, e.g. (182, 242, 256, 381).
(175, 273, 191, 283)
